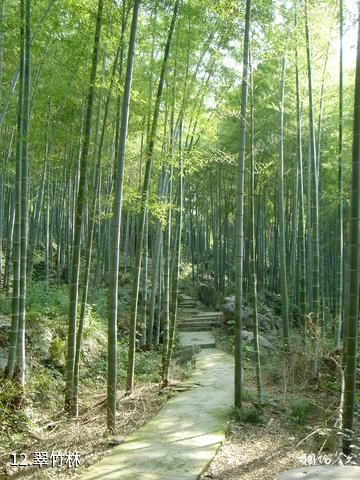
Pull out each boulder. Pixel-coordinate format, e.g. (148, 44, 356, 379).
(222, 301, 278, 332)
(241, 330, 275, 350)
(223, 295, 235, 304)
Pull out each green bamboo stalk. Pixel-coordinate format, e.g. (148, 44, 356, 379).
(234, 0, 251, 408)
(7, 0, 25, 378)
(16, 0, 31, 387)
(278, 57, 290, 352)
(65, 0, 104, 413)
(107, 0, 140, 432)
(126, 0, 180, 393)
(305, 0, 320, 372)
(342, 3, 360, 455)
(334, 0, 344, 349)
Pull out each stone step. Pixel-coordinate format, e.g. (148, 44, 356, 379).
(179, 318, 222, 325)
(178, 308, 200, 315)
(184, 317, 223, 324)
(179, 320, 222, 325)
(179, 295, 196, 301)
(178, 324, 217, 332)
(190, 312, 223, 319)
(178, 331, 216, 348)
(199, 343, 216, 348)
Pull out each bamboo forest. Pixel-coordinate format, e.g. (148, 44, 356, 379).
(1, 0, 360, 478)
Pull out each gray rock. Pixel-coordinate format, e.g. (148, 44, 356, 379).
(223, 301, 279, 332)
(223, 296, 235, 304)
(240, 330, 275, 350)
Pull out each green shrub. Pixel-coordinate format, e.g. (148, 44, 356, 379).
(0, 379, 31, 448)
(265, 357, 282, 383)
(29, 365, 64, 408)
(232, 406, 263, 424)
(312, 429, 339, 452)
(288, 397, 314, 425)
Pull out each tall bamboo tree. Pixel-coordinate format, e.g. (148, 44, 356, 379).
(65, 0, 104, 414)
(107, 0, 141, 433)
(6, 0, 26, 379)
(165, 118, 183, 382)
(305, 0, 320, 371)
(342, 2, 360, 456)
(234, 0, 251, 408)
(249, 61, 263, 411)
(126, 0, 180, 393)
(295, 2, 306, 338)
(278, 57, 290, 352)
(334, 0, 344, 349)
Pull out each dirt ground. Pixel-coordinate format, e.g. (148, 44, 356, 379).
(200, 419, 318, 480)
(200, 376, 360, 480)
(0, 383, 171, 479)
(1, 351, 359, 480)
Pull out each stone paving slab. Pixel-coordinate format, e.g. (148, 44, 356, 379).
(178, 331, 216, 348)
(278, 466, 360, 479)
(81, 350, 233, 480)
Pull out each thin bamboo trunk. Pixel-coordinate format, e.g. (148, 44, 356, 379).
(234, 0, 251, 408)
(107, 0, 140, 432)
(126, 0, 179, 393)
(305, 0, 320, 372)
(65, 0, 104, 414)
(342, 4, 360, 454)
(278, 57, 290, 352)
(334, 0, 344, 349)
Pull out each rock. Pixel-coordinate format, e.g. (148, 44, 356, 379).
(223, 296, 235, 304)
(30, 328, 53, 363)
(222, 301, 279, 332)
(243, 311, 273, 331)
(241, 330, 275, 350)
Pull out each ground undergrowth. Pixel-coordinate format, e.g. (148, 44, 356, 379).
(202, 330, 360, 480)
(1, 280, 359, 480)
(0, 281, 189, 479)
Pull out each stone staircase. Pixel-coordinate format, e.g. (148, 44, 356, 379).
(178, 294, 198, 309)
(178, 311, 224, 331)
(177, 294, 223, 348)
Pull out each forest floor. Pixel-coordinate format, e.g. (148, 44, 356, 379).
(3, 358, 359, 480)
(1, 285, 360, 479)
(1, 382, 170, 479)
(79, 348, 233, 480)
(199, 349, 360, 480)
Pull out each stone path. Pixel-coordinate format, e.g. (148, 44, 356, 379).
(279, 465, 360, 479)
(178, 331, 216, 349)
(81, 294, 233, 480)
(177, 294, 223, 348)
(81, 349, 233, 480)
